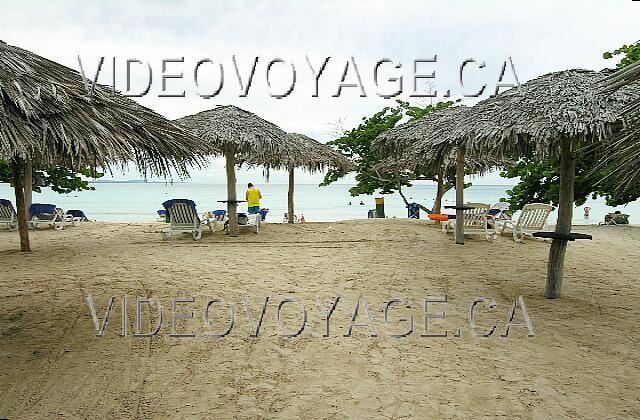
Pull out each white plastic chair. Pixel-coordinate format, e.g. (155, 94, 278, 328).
(29, 205, 66, 230)
(161, 202, 213, 241)
(496, 203, 553, 243)
(443, 203, 495, 241)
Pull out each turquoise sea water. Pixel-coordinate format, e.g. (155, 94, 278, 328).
(0, 182, 638, 225)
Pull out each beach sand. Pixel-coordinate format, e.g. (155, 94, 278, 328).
(0, 219, 638, 418)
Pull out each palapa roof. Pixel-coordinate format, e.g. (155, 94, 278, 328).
(438, 69, 640, 161)
(175, 105, 292, 166)
(372, 106, 502, 178)
(601, 59, 640, 93)
(0, 40, 212, 177)
(373, 106, 471, 162)
(273, 133, 354, 172)
(597, 60, 640, 190)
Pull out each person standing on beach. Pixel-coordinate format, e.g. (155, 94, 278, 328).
(246, 183, 262, 215)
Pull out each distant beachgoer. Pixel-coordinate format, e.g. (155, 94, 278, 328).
(359, 201, 365, 205)
(348, 202, 352, 206)
(246, 183, 262, 214)
(584, 207, 591, 218)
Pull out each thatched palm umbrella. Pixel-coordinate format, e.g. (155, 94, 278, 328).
(272, 133, 353, 224)
(427, 69, 640, 298)
(374, 106, 476, 243)
(597, 60, 640, 190)
(0, 40, 212, 252)
(175, 106, 291, 236)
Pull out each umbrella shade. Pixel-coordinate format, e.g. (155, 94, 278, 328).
(175, 105, 292, 235)
(429, 69, 640, 298)
(597, 60, 640, 191)
(374, 106, 472, 160)
(440, 69, 639, 160)
(0, 40, 214, 252)
(253, 133, 353, 224)
(373, 106, 485, 242)
(175, 105, 291, 165)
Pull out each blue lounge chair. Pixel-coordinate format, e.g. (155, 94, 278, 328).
(29, 203, 66, 230)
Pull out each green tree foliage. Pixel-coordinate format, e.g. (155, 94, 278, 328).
(603, 40, 640, 68)
(0, 161, 103, 194)
(500, 41, 640, 210)
(500, 150, 640, 211)
(321, 99, 456, 200)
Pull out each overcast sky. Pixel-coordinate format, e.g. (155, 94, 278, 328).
(2, 0, 638, 185)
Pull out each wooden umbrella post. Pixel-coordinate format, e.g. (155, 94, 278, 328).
(225, 151, 239, 237)
(455, 146, 465, 245)
(545, 138, 576, 298)
(288, 167, 295, 224)
(24, 160, 33, 216)
(11, 159, 31, 252)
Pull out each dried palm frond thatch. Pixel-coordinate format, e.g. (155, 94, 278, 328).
(175, 105, 291, 165)
(597, 60, 640, 191)
(436, 69, 639, 161)
(0, 40, 213, 176)
(175, 105, 293, 235)
(0, 40, 215, 252)
(264, 133, 354, 173)
(373, 106, 472, 160)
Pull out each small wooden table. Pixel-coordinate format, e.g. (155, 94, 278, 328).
(217, 200, 246, 205)
(444, 205, 475, 211)
(532, 232, 593, 241)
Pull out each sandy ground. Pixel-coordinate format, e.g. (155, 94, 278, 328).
(0, 219, 638, 418)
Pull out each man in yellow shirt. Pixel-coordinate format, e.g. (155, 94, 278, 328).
(246, 183, 262, 215)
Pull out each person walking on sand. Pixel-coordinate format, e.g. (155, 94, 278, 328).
(246, 183, 262, 215)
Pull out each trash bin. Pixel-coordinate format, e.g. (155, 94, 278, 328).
(368, 209, 375, 218)
(375, 197, 385, 218)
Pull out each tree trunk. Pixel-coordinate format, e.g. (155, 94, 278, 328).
(11, 159, 31, 252)
(431, 170, 446, 227)
(433, 168, 445, 214)
(225, 152, 239, 237)
(397, 184, 410, 207)
(455, 146, 465, 245)
(545, 138, 576, 299)
(288, 167, 295, 224)
(24, 160, 33, 217)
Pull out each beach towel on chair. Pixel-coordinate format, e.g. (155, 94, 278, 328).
(67, 210, 88, 220)
(29, 203, 57, 219)
(162, 199, 197, 211)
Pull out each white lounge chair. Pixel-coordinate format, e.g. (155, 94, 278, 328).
(0, 199, 18, 231)
(443, 203, 495, 241)
(29, 204, 66, 230)
(241, 213, 261, 234)
(496, 203, 553, 243)
(65, 210, 88, 227)
(283, 212, 298, 223)
(488, 202, 512, 223)
(161, 199, 213, 241)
